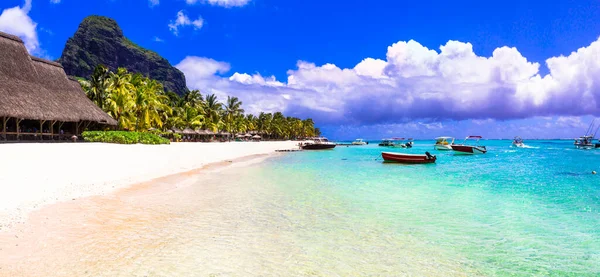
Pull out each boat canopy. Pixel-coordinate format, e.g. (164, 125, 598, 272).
(467, 136, 482, 139)
(435, 136, 454, 140)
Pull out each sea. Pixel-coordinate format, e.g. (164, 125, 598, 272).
(235, 139, 600, 276)
(4, 139, 599, 277)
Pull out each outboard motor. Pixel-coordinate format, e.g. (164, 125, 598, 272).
(425, 151, 434, 159)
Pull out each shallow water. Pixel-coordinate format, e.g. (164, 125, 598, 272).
(2, 140, 599, 276)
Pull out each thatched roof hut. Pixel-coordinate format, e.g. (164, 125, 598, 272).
(182, 128, 196, 135)
(0, 31, 116, 127)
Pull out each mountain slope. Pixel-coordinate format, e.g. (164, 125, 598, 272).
(58, 16, 188, 95)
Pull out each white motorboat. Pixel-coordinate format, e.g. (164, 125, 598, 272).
(451, 136, 487, 154)
(352, 139, 367, 145)
(434, 137, 454, 150)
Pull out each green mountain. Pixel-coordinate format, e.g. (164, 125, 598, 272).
(58, 15, 188, 95)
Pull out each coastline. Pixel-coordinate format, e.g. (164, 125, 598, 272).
(0, 152, 292, 277)
(0, 141, 298, 229)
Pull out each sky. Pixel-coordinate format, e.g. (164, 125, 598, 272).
(1, 0, 600, 139)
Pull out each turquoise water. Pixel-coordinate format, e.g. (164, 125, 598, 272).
(252, 140, 600, 276)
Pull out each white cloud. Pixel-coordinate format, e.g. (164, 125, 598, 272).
(168, 11, 203, 36)
(148, 0, 159, 7)
(176, 36, 600, 127)
(0, 0, 40, 54)
(186, 0, 251, 8)
(50, 0, 61, 4)
(153, 36, 164, 42)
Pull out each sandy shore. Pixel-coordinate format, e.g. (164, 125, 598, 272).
(0, 141, 298, 228)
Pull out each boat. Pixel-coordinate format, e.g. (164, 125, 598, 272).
(574, 135, 598, 149)
(451, 136, 487, 154)
(574, 121, 600, 149)
(301, 137, 337, 150)
(395, 138, 413, 148)
(381, 151, 437, 164)
(352, 139, 367, 145)
(434, 137, 454, 150)
(379, 138, 396, 147)
(512, 136, 525, 148)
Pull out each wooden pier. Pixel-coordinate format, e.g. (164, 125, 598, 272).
(275, 149, 303, 152)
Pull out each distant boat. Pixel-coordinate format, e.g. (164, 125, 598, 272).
(379, 138, 396, 147)
(451, 136, 487, 154)
(352, 139, 367, 145)
(434, 137, 454, 150)
(381, 151, 436, 164)
(394, 138, 413, 148)
(512, 136, 525, 148)
(574, 120, 600, 149)
(301, 137, 336, 150)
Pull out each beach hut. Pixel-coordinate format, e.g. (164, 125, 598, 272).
(0, 31, 117, 141)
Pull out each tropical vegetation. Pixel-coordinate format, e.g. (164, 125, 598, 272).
(82, 131, 170, 145)
(79, 65, 319, 140)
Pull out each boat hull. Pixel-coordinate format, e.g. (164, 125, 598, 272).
(451, 145, 487, 154)
(381, 152, 436, 164)
(434, 144, 453, 150)
(301, 144, 336, 150)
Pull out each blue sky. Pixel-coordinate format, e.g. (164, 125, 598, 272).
(2, 0, 600, 139)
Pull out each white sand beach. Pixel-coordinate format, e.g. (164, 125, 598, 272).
(0, 141, 298, 228)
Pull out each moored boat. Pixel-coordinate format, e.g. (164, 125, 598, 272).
(301, 137, 336, 150)
(434, 137, 454, 150)
(379, 138, 396, 147)
(451, 136, 487, 154)
(575, 120, 600, 149)
(381, 151, 437, 164)
(352, 139, 367, 145)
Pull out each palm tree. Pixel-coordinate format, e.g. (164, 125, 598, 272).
(82, 65, 110, 109)
(203, 94, 223, 132)
(224, 96, 244, 134)
(105, 68, 135, 129)
(183, 90, 203, 107)
(132, 78, 171, 131)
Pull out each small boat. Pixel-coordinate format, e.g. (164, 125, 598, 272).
(434, 137, 454, 150)
(381, 151, 437, 164)
(379, 138, 396, 147)
(352, 139, 367, 145)
(394, 138, 413, 148)
(451, 136, 487, 154)
(512, 136, 525, 148)
(301, 137, 336, 150)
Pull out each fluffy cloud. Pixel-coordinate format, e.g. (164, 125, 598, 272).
(177, 37, 600, 128)
(168, 11, 203, 36)
(0, 0, 40, 54)
(186, 0, 251, 8)
(148, 0, 159, 7)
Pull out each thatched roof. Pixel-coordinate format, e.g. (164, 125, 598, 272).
(182, 128, 196, 135)
(0, 31, 116, 125)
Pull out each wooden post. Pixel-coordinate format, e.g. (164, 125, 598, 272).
(50, 120, 56, 140)
(1, 117, 6, 141)
(16, 118, 22, 141)
(39, 120, 45, 141)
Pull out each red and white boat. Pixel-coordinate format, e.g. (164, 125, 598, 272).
(451, 136, 487, 154)
(381, 152, 437, 164)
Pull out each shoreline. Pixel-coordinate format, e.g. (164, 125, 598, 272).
(0, 152, 287, 276)
(0, 141, 298, 229)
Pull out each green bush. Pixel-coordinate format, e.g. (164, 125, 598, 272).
(82, 131, 170, 145)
